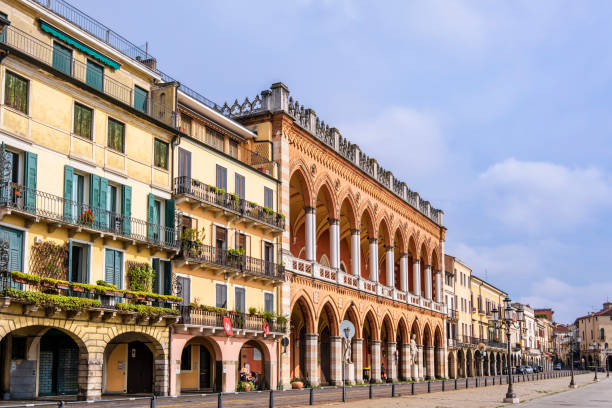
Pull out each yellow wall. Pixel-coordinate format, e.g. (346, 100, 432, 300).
(179, 340, 217, 390)
(105, 343, 127, 393)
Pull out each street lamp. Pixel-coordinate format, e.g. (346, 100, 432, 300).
(589, 343, 600, 382)
(568, 333, 580, 388)
(491, 296, 524, 404)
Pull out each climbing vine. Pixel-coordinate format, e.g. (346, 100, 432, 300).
(29, 241, 68, 280)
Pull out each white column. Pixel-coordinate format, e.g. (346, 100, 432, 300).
(305, 206, 316, 261)
(329, 218, 340, 269)
(351, 229, 361, 276)
(425, 265, 432, 299)
(386, 246, 394, 287)
(413, 259, 421, 296)
(400, 254, 408, 292)
(435, 270, 442, 301)
(369, 238, 378, 282)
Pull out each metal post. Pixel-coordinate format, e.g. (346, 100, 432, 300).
(369, 383, 373, 399)
(455, 378, 458, 390)
(269, 390, 274, 408)
(466, 378, 468, 388)
(427, 381, 431, 393)
(392, 383, 396, 397)
(411, 382, 415, 395)
(57, 402, 65, 408)
(485, 378, 487, 386)
(151, 396, 157, 408)
(310, 387, 314, 405)
(442, 379, 445, 391)
(218, 392, 223, 408)
(475, 378, 478, 387)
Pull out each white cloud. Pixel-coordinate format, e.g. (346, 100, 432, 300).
(479, 159, 612, 232)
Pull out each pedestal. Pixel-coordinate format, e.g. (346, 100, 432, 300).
(411, 363, 418, 381)
(504, 397, 520, 404)
(345, 363, 355, 384)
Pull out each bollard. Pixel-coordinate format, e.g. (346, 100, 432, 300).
(475, 378, 478, 388)
(427, 381, 431, 393)
(269, 390, 274, 408)
(310, 387, 314, 405)
(485, 378, 487, 387)
(57, 402, 65, 408)
(493, 377, 495, 385)
(442, 380, 445, 392)
(218, 392, 223, 408)
(369, 383, 373, 399)
(392, 383, 396, 397)
(411, 382, 415, 395)
(150, 395, 157, 408)
(342, 385, 346, 403)
(454, 378, 458, 390)
(466, 378, 469, 388)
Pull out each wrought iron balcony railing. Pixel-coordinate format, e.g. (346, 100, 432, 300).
(0, 182, 179, 250)
(174, 177, 285, 231)
(448, 308, 458, 319)
(179, 305, 286, 333)
(181, 242, 284, 281)
(0, 25, 177, 128)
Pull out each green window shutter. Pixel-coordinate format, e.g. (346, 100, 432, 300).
(147, 193, 155, 241)
(99, 177, 108, 230)
(24, 151, 37, 212)
(67, 239, 73, 281)
(63, 165, 74, 220)
(52, 41, 72, 75)
(165, 199, 175, 245)
(152, 258, 160, 294)
(84, 245, 90, 284)
(114, 250, 122, 289)
(121, 185, 131, 236)
(86, 60, 103, 92)
(164, 261, 173, 296)
(134, 86, 148, 113)
(89, 174, 100, 229)
(104, 249, 114, 284)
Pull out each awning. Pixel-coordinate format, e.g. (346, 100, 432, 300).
(39, 20, 121, 70)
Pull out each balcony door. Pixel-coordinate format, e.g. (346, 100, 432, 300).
(107, 184, 120, 233)
(178, 148, 191, 192)
(68, 241, 89, 284)
(215, 226, 227, 264)
(264, 242, 274, 275)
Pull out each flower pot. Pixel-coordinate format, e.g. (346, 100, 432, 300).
(71, 285, 85, 293)
(291, 381, 303, 389)
(56, 283, 70, 290)
(12, 277, 29, 285)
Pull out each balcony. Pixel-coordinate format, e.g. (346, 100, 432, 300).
(0, 182, 179, 252)
(448, 308, 458, 320)
(178, 242, 284, 282)
(173, 177, 285, 233)
(0, 25, 177, 128)
(177, 305, 286, 337)
(487, 339, 508, 349)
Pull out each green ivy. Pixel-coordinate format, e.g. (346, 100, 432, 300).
(127, 264, 154, 292)
(116, 303, 179, 316)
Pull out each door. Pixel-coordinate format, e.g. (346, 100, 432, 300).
(178, 148, 191, 192)
(215, 226, 227, 264)
(264, 242, 274, 276)
(38, 330, 79, 396)
(85, 60, 103, 91)
(69, 242, 89, 283)
(199, 346, 211, 390)
(134, 86, 148, 113)
(235, 287, 245, 314)
(52, 42, 72, 75)
(127, 341, 153, 394)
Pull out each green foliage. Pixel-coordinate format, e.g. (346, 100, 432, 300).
(227, 248, 245, 257)
(180, 227, 206, 244)
(4, 288, 101, 311)
(127, 264, 154, 292)
(116, 302, 179, 316)
(237, 381, 254, 392)
(248, 307, 258, 315)
(276, 315, 288, 325)
(262, 207, 273, 215)
(11, 271, 39, 284)
(96, 280, 117, 289)
(190, 303, 228, 314)
(262, 311, 274, 323)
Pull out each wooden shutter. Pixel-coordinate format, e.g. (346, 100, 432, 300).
(121, 185, 131, 235)
(104, 249, 114, 284)
(24, 151, 37, 212)
(147, 193, 156, 241)
(152, 258, 161, 294)
(164, 261, 173, 296)
(63, 165, 74, 220)
(165, 199, 175, 244)
(114, 250, 122, 289)
(99, 177, 108, 229)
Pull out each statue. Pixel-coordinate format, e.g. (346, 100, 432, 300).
(343, 337, 352, 364)
(410, 333, 418, 364)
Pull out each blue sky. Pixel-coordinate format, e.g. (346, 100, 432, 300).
(71, 0, 612, 322)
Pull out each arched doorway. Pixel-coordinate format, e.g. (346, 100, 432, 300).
(396, 318, 408, 380)
(448, 352, 456, 379)
(474, 350, 482, 376)
(363, 311, 378, 382)
(423, 325, 432, 379)
(380, 315, 393, 381)
(290, 297, 314, 382)
(318, 302, 339, 385)
(434, 326, 443, 378)
(410, 320, 422, 379)
(239, 341, 268, 390)
(342, 304, 361, 383)
(178, 337, 219, 392)
(457, 349, 465, 378)
(466, 350, 473, 377)
(38, 329, 80, 396)
(127, 342, 153, 394)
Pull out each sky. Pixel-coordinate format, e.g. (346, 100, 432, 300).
(70, 0, 612, 323)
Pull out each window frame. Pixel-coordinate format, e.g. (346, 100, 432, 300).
(153, 138, 169, 170)
(215, 283, 228, 309)
(264, 292, 274, 314)
(264, 187, 273, 210)
(72, 101, 94, 140)
(235, 173, 245, 199)
(216, 165, 227, 191)
(180, 344, 192, 371)
(4, 70, 29, 114)
(107, 117, 125, 153)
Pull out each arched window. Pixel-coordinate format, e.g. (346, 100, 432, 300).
(601, 328, 605, 341)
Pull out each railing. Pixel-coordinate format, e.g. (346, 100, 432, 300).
(179, 305, 286, 333)
(487, 339, 508, 349)
(0, 25, 177, 128)
(0, 182, 179, 249)
(448, 308, 458, 319)
(182, 242, 284, 280)
(174, 177, 284, 230)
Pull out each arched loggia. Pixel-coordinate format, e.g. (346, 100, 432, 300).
(289, 296, 316, 384)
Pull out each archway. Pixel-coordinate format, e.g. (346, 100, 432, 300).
(474, 350, 483, 376)
(377, 218, 391, 287)
(39, 329, 80, 396)
(318, 301, 339, 385)
(380, 314, 394, 381)
(239, 340, 269, 390)
(466, 350, 473, 377)
(419, 244, 429, 298)
(393, 229, 405, 290)
(410, 319, 422, 379)
(448, 352, 456, 379)
(457, 349, 466, 378)
(362, 311, 378, 382)
(339, 197, 357, 275)
(423, 324, 433, 379)
(179, 337, 220, 393)
(342, 303, 361, 382)
(434, 326, 443, 378)
(290, 296, 314, 381)
(359, 209, 375, 280)
(396, 318, 408, 380)
(407, 236, 418, 294)
(289, 169, 312, 259)
(607, 355, 612, 371)
(315, 183, 335, 266)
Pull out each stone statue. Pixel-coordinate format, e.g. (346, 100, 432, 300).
(410, 333, 418, 363)
(343, 337, 352, 364)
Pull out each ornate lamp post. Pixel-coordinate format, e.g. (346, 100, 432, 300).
(491, 297, 524, 404)
(589, 343, 600, 382)
(568, 331, 580, 388)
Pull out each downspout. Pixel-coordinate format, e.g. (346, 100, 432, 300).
(168, 325, 172, 396)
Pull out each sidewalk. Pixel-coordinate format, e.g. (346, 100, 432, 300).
(295, 373, 601, 408)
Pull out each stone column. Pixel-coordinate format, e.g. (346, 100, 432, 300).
(400, 343, 411, 380)
(413, 259, 421, 296)
(387, 341, 397, 381)
(79, 352, 103, 400)
(435, 270, 442, 302)
(351, 229, 361, 276)
(425, 265, 432, 299)
(329, 218, 340, 269)
(329, 336, 343, 385)
(352, 338, 364, 383)
(478, 357, 484, 377)
(400, 254, 408, 292)
(305, 207, 316, 261)
(369, 238, 378, 282)
(385, 246, 394, 288)
(304, 333, 319, 386)
(417, 345, 424, 380)
(370, 340, 381, 382)
(425, 346, 435, 379)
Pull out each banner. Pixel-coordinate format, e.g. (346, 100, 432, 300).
(263, 321, 270, 336)
(223, 316, 233, 336)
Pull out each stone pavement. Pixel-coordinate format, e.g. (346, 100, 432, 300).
(295, 373, 602, 408)
(520, 376, 612, 407)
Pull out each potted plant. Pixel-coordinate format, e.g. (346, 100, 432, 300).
(12, 184, 23, 198)
(248, 307, 258, 315)
(291, 378, 304, 389)
(78, 210, 94, 226)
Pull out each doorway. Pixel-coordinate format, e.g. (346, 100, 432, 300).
(127, 341, 153, 394)
(38, 329, 79, 396)
(199, 346, 211, 390)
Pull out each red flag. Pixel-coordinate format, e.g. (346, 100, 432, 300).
(223, 316, 233, 336)
(263, 321, 270, 336)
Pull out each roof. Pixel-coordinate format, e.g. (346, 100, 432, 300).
(471, 274, 508, 297)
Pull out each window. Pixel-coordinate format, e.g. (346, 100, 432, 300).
(70, 173, 85, 220)
(253, 348, 262, 361)
(107, 118, 125, 152)
(235, 287, 245, 314)
(11, 337, 26, 360)
(264, 293, 274, 314)
(176, 275, 190, 306)
(154, 139, 169, 169)
(73, 103, 93, 139)
(134, 85, 148, 113)
(69, 241, 90, 283)
(601, 328, 605, 340)
(216, 165, 227, 191)
(52, 41, 72, 75)
(104, 248, 122, 288)
(4, 71, 28, 114)
(178, 148, 191, 179)
(228, 139, 238, 158)
(180, 113, 192, 135)
(107, 184, 121, 231)
(216, 284, 227, 308)
(86, 60, 103, 91)
(264, 187, 273, 210)
(235, 174, 245, 199)
(206, 127, 224, 151)
(180, 345, 192, 371)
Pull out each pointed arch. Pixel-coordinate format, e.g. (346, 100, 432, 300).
(317, 297, 341, 337)
(396, 316, 409, 343)
(289, 165, 314, 207)
(408, 233, 418, 258)
(410, 318, 422, 345)
(341, 302, 362, 339)
(423, 323, 433, 347)
(359, 206, 376, 238)
(339, 194, 358, 230)
(314, 177, 338, 219)
(381, 313, 395, 341)
(291, 294, 316, 333)
(377, 216, 392, 246)
(393, 226, 407, 254)
(362, 309, 380, 340)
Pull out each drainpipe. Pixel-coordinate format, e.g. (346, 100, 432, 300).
(168, 325, 172, 396)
